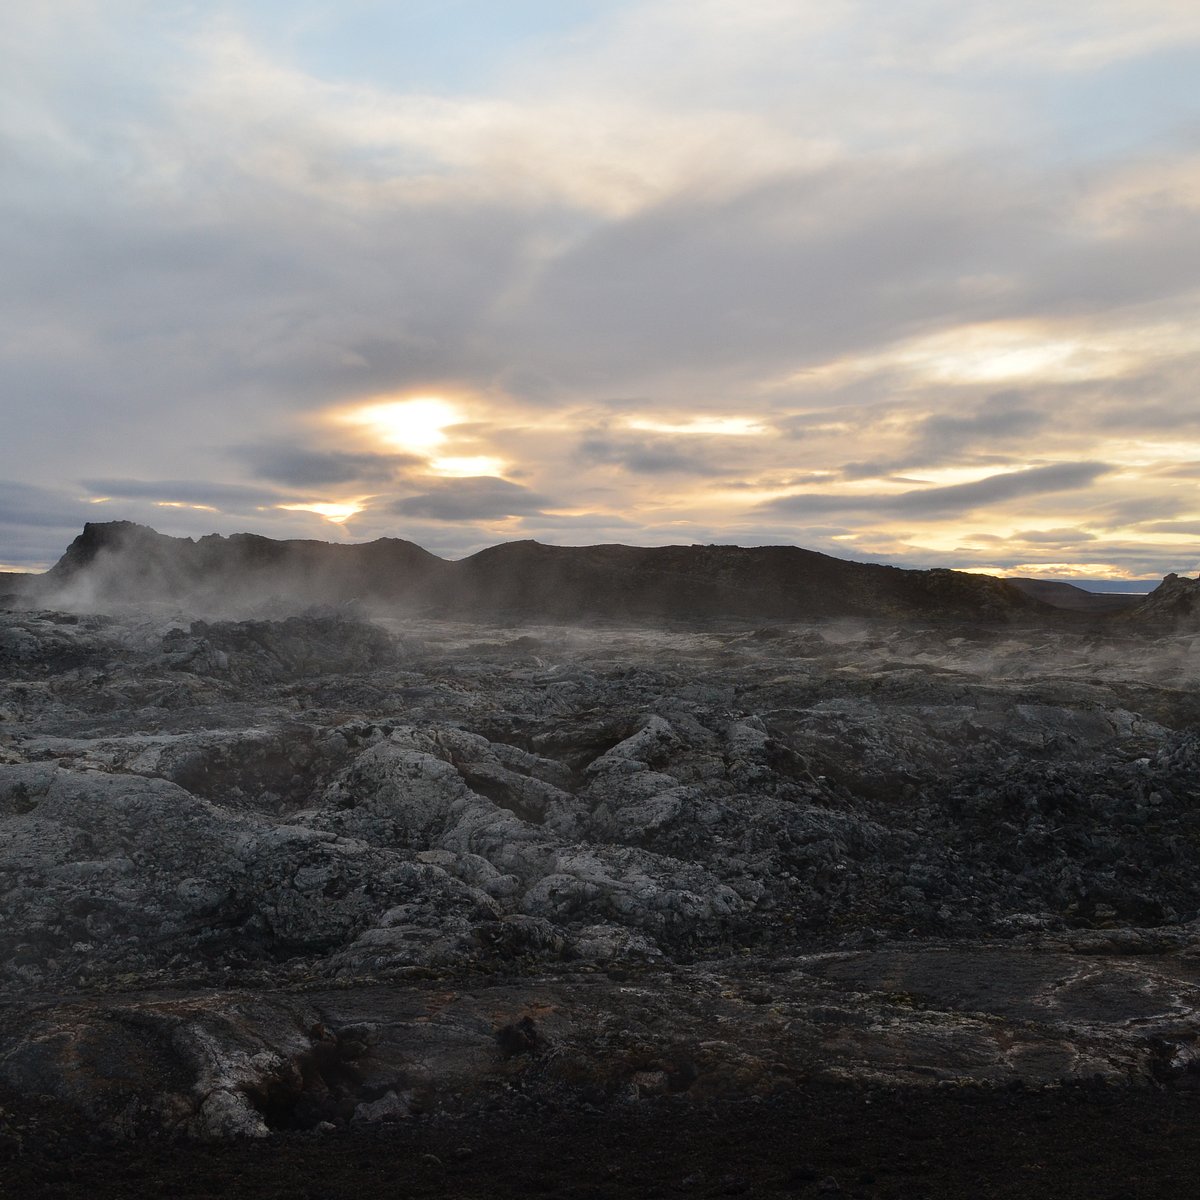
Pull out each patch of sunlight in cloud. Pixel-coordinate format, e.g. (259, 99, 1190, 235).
(886, 325, 1136, 385)
(337, 396, 461, 453)
(889, 466, 1029, 487)
(154, 501, 218, 512)
(774, 315, 1200, 394)
(706, 483, 800, 505)
(429, 455, 507, 478)
(276, 500, 365, 524)
(1117, 529, 1200, 546)
(626, 416, 766, 436)
(1101, 439, 1200, 467)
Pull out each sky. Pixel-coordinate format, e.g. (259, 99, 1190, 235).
(3, 1, 1200, 579)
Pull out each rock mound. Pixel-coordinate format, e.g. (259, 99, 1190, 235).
(1122, 572, 1200, 629)
(40, 521, 447, 610)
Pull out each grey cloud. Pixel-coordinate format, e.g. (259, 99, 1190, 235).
(771, 413, 849, 439)
(839, 401, 1049, 480)
(912, 402, 1047, 456)
(1083, 496, 1193, 527)
(512, 165, 1070, 385)
(1095, 399, 1200, 434)
(1013, 528, 1098, 544)
(839, 461, 899, 481)
(235, 446, 420, 487)
(81, 479, 282, 510)
(1139, 521, 1200, 536)
(0, 482, 99, 568)
(0, 481, 95, 530)
(575, 435, 725, 476)
(759, 462, 1111, 519)
(390, 477, 551, 521)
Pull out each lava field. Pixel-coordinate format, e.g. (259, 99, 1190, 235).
(2, 560, 1200, 1194)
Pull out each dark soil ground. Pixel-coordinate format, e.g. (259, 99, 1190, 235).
(5, 1082, 1200, 1200)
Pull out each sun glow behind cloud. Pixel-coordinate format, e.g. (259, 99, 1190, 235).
(339, 398, 461, 453)
(627, 416, 766, 436)
(429, 456, 507, 477)
(276, 501, 365, 524)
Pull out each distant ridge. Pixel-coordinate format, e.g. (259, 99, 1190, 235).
(1007, 577, 1140, 614)
(9, 521, 1052, 623)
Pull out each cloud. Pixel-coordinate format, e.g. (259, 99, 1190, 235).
(759, 462, 1111, 519)
(1139, 521, 1200, 536)
(1013, 527, 1098, 544)
(910, 402, 1048, 459)
(0, 480, 95, 529)
(235, 446, 419, 487)
(80, 478, 282, 511)
(1083, 495, 1196, 528)
(575, 434, 727, 476)
(390, 477, 551, 521)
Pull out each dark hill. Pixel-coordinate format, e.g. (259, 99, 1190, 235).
(24, 521, 1048, 623)
(1119, 573, 1200, 629)
(1008, 577, 1140, 613)
(452, 539, 1039, 621)
(40, 521, 448, 609)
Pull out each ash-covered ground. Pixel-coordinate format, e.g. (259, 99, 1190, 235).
(3, 596, 1200, 1194)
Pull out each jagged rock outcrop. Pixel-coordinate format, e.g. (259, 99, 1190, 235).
(1122, 572, 1200, 628)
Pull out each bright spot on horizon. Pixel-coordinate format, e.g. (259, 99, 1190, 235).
(429, 455, 506, 477)
(277, 501, 364, 524)
(341, 397, 460, 452)
(962, 563, 1149, 580)
(627, 416, 765, 436)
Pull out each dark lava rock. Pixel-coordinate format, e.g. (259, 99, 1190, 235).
(3, 541, 1200, 1164)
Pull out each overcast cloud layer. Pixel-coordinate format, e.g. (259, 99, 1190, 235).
(3, 0, 1199, 579)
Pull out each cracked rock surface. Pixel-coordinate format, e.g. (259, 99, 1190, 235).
(3, 604, 1200, 1141)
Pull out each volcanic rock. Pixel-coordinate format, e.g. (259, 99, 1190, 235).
(3, 528, 1200, 1149)
(1121, 572, 1200, 629)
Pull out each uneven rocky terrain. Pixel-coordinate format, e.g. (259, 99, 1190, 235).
(3, 533, 1200, 1194)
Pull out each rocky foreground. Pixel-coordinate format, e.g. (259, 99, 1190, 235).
(2, 560, 1200, 1193)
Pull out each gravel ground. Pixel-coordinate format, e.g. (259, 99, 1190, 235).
(6, 1081, 1200, 1200)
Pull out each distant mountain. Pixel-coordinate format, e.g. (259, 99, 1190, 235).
(17, 521, 1053, 623)
(1007, 578, 1140, 613)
